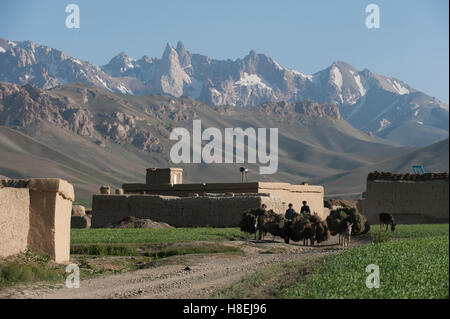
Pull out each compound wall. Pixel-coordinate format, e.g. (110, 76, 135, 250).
(0, 188, 30, 258)
(0, 179, 74, 263)
(92, 194, 285, 228)
(361, 179, 449, 224)
(122, 182, 326, 220)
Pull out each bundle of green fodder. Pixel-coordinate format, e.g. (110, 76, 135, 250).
(314, 219, 331, 243)
(288, 214, 312, 242)
(239, 208, 279, 239)
(287, 213, 330, 244)
(254, 209, 275, 240)
(290, 220, 312, 242)
(326, 207, 370, 236)
(239, 210, 258, 234)
(264, 212, 288, 238)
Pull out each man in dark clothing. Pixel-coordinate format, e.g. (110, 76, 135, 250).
(300, 201, 311, 214)
(283, 203, 297, 244)
(285, 203, 296, 221)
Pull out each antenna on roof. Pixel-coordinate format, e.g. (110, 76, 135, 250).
(239, 167, 248, 183)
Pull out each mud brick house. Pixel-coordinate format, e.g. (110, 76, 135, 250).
(92, 168, 326, 227)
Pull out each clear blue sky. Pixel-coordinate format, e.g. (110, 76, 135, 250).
(0, 0, 448, 103)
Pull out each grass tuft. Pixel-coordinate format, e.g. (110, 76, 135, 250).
(0, 250, 65, 288)
(71, 244, 138, 256)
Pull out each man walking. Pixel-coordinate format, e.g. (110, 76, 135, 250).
(283, 203, 296, 244)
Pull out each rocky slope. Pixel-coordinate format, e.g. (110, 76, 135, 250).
(0, 38, 447, 146)
(0, 82, 422, 197)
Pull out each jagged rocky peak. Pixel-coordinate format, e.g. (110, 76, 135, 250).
(0, 38, 448, 146)
(138, 55, 153, 64)
(102, 51, 137, 76)
(0, 38, 17, 52)
(162, 42, 176, 58)
(175, 41, 191, 68)
(176, 40, 186, 54)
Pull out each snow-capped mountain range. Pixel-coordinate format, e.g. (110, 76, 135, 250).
(0, 38, 448, 146)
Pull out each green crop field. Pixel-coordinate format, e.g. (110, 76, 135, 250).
(71, 227, 249, 245)
(375, 223, 449, 239)
(215, 224, 449, 299)
(280, 224, 449, 299)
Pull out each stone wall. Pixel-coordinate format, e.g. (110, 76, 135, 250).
(0, 179, 74, 263)
(92, 193, 285, 228)
(360, 178, 449, 224)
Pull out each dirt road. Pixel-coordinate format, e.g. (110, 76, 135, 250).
(2, 236, 368, 299)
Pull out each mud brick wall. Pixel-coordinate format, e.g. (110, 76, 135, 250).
(0, 179, 74, 263)
(361, 179, 449, 224)
(91, 194, 285, 228)
(0, 188, 30, 257)
(122, 182, 327, 220)
(257, 183, 325, 219)
(146, 168, 183, 185)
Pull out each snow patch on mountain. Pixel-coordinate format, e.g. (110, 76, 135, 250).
(95, 75, 112, 91)
(392, 80, 409, 95)
(290, 69, 313, 81)
(377, 118, 392, 133)
(331, 66, 343, 90)
(117, 84, 133, 94)
(387, 78, 410, 95)
(72, 58, 83, 65)
(353, 73, 366, 96)
(236, 73, 270, 89)
(273, 60, 283, 70)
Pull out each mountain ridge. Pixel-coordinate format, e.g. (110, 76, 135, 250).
(0, 81, 429, 198)
(0, 38, 448, 146)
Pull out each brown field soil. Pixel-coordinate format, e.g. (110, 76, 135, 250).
(0, 234, 370, 299)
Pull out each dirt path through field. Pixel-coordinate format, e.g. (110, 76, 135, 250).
(2, 235, 369, 299)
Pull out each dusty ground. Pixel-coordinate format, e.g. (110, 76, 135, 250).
(0, 235, 370, 299)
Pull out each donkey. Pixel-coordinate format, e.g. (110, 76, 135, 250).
(379, 212, 396, 232)
(340, 221, 353, 248)
(254, 212, 270, 240)
(299, 222, 317, 246)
